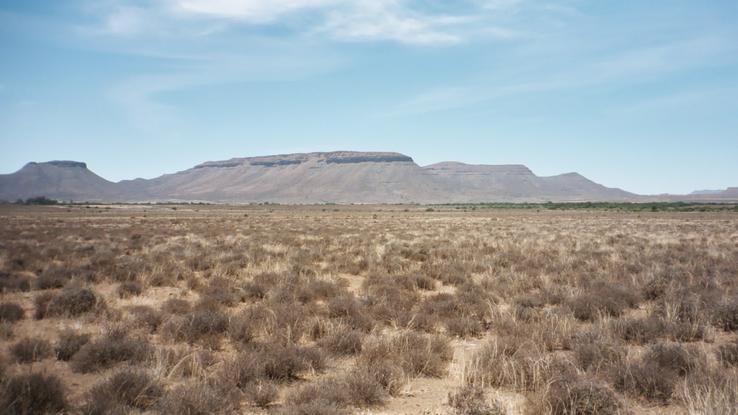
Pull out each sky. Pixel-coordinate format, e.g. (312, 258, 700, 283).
(1, 0, 737, 195)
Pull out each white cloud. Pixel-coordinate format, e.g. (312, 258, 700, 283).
(174, 0, 337, 23)
(317, 1, 467, 45)
(86, 0, 526, 46)
(102, 6, 151, 36)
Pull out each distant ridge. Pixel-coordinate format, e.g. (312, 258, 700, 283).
(0, 151, 728, 203)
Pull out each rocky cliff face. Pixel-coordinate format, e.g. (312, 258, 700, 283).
(1, 151, 639, 203)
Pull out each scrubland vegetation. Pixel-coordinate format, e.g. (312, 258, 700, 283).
(0, 204, 736, 414)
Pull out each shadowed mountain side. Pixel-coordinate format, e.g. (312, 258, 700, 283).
(423, 162, 634, 201)
(0, 161, 117, 201)
(0, 151, 652, 203)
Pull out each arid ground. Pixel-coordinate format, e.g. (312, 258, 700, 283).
(1, 204, 737, 414)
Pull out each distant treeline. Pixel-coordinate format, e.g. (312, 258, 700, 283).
(438, 201, 738, 212)
(13, 196, 59, 205)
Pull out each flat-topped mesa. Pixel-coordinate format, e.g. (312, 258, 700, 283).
(29, 161, 88, 169)
(193, 160, 248, 169)
(193, 151, 414, 169)
(424, 162, 534, 175)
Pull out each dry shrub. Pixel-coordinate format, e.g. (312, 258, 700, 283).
(612, 361, 676, 403)
(55, 330, 90, 361)
(570, 283, 639, 321)
(243, 277, 270, 300)
(465, 337, 552, 392)
(446, 317, 484, 338)
(0, 272, 30, 292)
(32, 291, 55, 320)
(407, 273, 436, 291)
(117, 281, 143, 298)
(71, 332, 151, 373)
(35, 265, 71, 289)
(677, 367, 738, 415)
(360, 332, 452, 379)
(126, 305, 163, 333)
(243, 380, 279, 408)
(318, 325, 364, 356)
(713, 298, 738, 331)
(717, 340, 738, 367)
(613, 342, 706, 404)
(0, 372, 67, 414)
(419, 285, 491, 331)
(573, 338, 626, 375)
(342, 369, 388, 406)
(152, 346, 214, 379)
(545, 378, 622, 415)
(411, 312, 439, 333)
(199, 276, 241, 307)
(666, 320, 710, 342)
(40, 287, 103, 318)
(657, 289, 715, 327)
(356, 357, 405, 396)
(645, 342, 703, 377)
(158, 381, 238, 415)
(537, 313, 575, 352)
(161, 298, 191, 314)
(421, 259, 470, 286)
(611, 316, 665, 344)
(261, 345, 324, 381)
(11, 337, 53, 363)
(643, 274, 671, 300)
(286, 370, 387, 410)
(272, 301, 323, 343)
(328, 294, 374, 332)
(0, 322, 12, 340)
(448, 385, 505, 415)
(226, 344, 325, 386)
(298, 278, 342, 302)
(82, 368, 162, 414)
(455, 283, 494, 321)
(160, 309, 228, 346)
(364, 283, 417, 328)
(280, 399, 351, 415)
(0, 302, 24, 322)
(513, 293, 545, 317)
(228, 310, 256, 345)
(307, 316, 331, 340)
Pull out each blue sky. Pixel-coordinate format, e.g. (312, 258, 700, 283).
(1, 0, 737, 194)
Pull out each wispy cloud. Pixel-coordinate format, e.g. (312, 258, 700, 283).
(386, 34, 738, 116)
(316, 2, 466, 45)
(84, 0, 527, 45)
(174, 0, 337, 23)
(107, 45, 344, 130)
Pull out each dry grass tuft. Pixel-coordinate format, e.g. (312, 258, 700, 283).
(82, 368, 162, 414)
(0, 302, 24, 323)
(448, 385, 505, 415)
(71, 331, 151, 372)
(55, 330, 90, 361)
(0, 372, 67, 414)
(11, 337, 53, 363)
